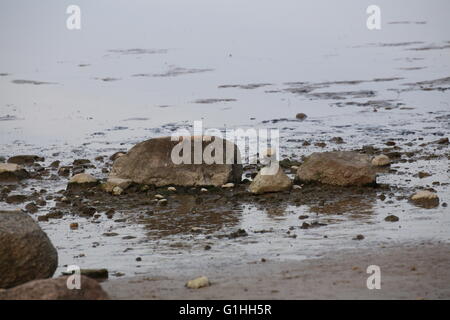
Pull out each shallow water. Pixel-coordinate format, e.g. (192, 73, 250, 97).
(0, 0, 449, 278)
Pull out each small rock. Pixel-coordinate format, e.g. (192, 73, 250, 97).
(49, 160, 60, 168)
(371, 155, 390, 167)
(221, 183, 235, 188)
(435, 137, 449, 145)
(229, 229, 248, 238)
(353, 234, 365, 240)
(249, 167, 292, 194)
(417, 172, 431, 179)
(73, 159, 91, 166)
(0, 163, 29, 182)
(103, 232, 118, 237)
(112, 186, 123, 196)
(330, 137, 345, 144)
(167, 187, 176, 192)
(57, 166, 71, 177)
(295, 113, 307, 120)
(385, 215, 399, 222)
(200, 188, 208, 193)
(69, 173, 97, 184)
(25, 202, 38, 214)
(7, 155, 43, 165)
(411, 191, 439, 208)
(5, 194, 28, 204)
(186, 276, 210, 289)
(70, 223, 79, 230)
(154, 194, 164, 199)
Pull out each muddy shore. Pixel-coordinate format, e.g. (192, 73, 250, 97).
(102, 242, 450, 300)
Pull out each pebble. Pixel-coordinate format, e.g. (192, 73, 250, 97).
(296, 113, 307, 120)
(186, 276, 210, 289)
(112, 186, 123, 196)
(221, 183, 234, 188)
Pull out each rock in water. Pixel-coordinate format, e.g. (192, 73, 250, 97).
(371, 155, 391, 167)
(108, 136, 242, 187)
(0, 276, 108, 300)
(67, 173, 98, 191)
(411, 191, 439, 208)
(0, 210, 58, 289)
(0, 163, 29, 183)
(69, 173, 97, 184)
(296, 113, 307, 120)
(7, 155, 44, 165)
(296, 151, 377, 186)
(249, 167, 292, 194)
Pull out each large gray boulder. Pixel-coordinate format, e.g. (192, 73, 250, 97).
(296, 151, 377, 186)
(109, 136, 242, 187)
(0, 210, 58, 289)
(0, 276, 108, 300)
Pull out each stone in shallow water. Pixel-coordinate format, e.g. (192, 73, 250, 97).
(69, 173, 97, 184)
(7, 155, 44, 165)
(108, 136, 242, 187)
(410, 190, 439, 208)
(296, 151, 377, 186)
(249, 167, 292, 194)
(0, 163, 29, 183)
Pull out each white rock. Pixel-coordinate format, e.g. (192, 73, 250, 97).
(293, 184, 302, 190)
(221, 183, 235, 188)
(291, 165, 299, 170)
(154, 194, 164, 199)
(69, 173, 97, 184)
(167, 187, 176, 192)
(112, 186, 123, 196)
(186, 276, 210, 289)
(200, 188, 208, 193)
(411, 190, 438, 201)
(371, 155, 390, 166)
(158, 199, 168, 205)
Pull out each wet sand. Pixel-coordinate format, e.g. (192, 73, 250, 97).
(102, 241, 450, 300)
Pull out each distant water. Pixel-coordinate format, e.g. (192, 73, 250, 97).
(1, 0, 449, 151)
